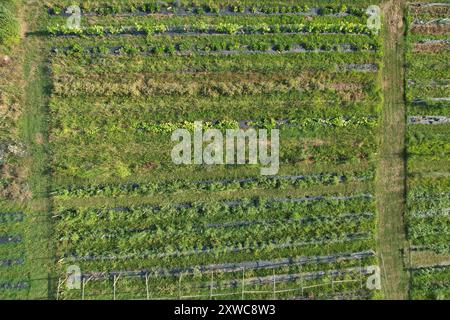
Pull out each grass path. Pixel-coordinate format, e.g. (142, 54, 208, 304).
(376, 0, 409, 300)
(18, 4, 55, 299)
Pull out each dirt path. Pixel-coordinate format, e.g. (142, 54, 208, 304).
(376, 0, 409, 299)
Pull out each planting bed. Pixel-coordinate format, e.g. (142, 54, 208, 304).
(406, 2, 450, 300)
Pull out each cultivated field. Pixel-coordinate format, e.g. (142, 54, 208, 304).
(0, 0, 448, 301)
(46, 0, 384, 300)
(405, 1, 450, 300)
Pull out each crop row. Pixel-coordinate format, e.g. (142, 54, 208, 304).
(60, 230, 373, 264)
(408, 100, 450, 117)
(410, 23, 450, 36)
(407, 176, 450, 252)
(410, 3, 450, 15)
(47, 2, 364, 17)
(51, 170, 374, 199)
(52, 11, 367, 27)
(52, 14, 367, 36)
(48, 31, 381, 52)
(55, 194, 374, 220)
(407, 216, 449, 250)
(53, 60, 380, 79)
(408, 126, 450, 156)
(57, 213, 375, 251)
(411, 266, 450, 299)
(407, 85, 450, 104)
(45, 0, 381, 9)
(55, 42, 376, 58)
(406, 3, 450, 262)
(49, 94, 380, 126)
(134, 117, 378, 133)
(51, 69, 378, 98)
(406, 52, 450, 80)
(50, 49, 380, 74)
(47, 21, 374, 37)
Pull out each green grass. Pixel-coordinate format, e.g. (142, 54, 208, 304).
(376, 0, 409, 300)
(11, 2, 54, 300)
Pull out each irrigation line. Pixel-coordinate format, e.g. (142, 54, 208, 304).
(414, 40, 450, 45)
(52, 44, 375, 57)
(411, 3, 450, 8)
(408, 115, 450, 125)
(409, 193, 450, 201)
(410, 208, 450, 218)
(270, 193, 373, 203)
(0, 212, 24, 224)
(0, 235, 22, 245)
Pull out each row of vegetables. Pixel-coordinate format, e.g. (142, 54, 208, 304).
(406, 2, 450, 300)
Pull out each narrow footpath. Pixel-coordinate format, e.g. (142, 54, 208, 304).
(376, 0, 409, 299)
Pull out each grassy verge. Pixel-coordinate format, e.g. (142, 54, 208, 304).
(18, 2, 54, 300)
(376, 0, 409, 300)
